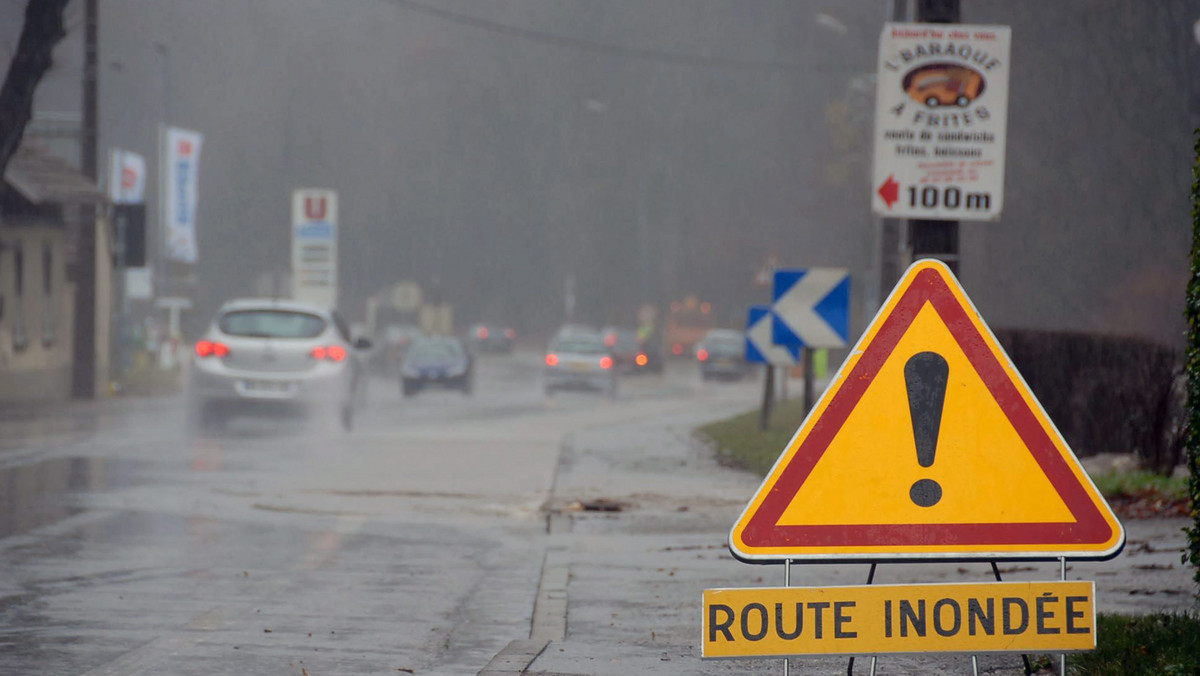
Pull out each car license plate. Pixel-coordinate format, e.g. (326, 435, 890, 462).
(570, 363, 591, 372)
(239, 380, 294, 395)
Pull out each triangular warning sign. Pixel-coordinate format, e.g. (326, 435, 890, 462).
(730, 260, 1124, 562)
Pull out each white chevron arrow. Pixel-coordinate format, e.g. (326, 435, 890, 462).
(773, 268, 847, 348)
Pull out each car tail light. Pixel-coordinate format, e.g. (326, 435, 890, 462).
(697, 349, 709, 362)
(311, 345, 348, 362)
(604, 333, 617, 347)
(195, 340, 230, 358)
(600, 356, 613, 370)
(477, 327, 489, 339)
(545, 353, 559, 367)
(635, 353, 648, 366)
(504, 328, 515, 339)
(672, 343, 684, 355)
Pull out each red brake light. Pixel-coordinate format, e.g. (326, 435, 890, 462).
(672, 343, 684, 355)
(697, 349, 709, 362)
(478, 327, 489, 339)
(600, 356, 613, 370)
(604, 334, 616, 347)
(195, 340, 229, 358)
(311, 345, 347, 362)
(545, 353, 559, 367)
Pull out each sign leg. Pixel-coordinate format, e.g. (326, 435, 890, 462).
(1059, 557, 1067, 676)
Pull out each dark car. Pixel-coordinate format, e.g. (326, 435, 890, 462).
(601, 327, 639, 371)
(400, 336, 473, 397)
(696, 329, 749, 381)
(466, 323, 516, 354)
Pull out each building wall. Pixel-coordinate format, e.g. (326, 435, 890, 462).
(0, 221, 75, 402)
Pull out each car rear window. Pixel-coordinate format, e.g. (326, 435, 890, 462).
(554, 337, 606, 354)
(406, 341, 465, 366)
(219, 310, 326, 339)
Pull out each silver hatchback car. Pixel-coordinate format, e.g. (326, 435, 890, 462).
(187, 298, 370, 432)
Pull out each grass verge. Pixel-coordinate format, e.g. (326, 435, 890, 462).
(1064, 612, 1200, 675)
(697, 396, 810, 476)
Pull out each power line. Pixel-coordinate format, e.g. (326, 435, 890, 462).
(375, 0, 802, 72)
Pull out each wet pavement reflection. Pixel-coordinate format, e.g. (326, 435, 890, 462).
(0, 457, 141, 538)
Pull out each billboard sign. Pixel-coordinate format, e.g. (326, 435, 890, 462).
(109, 149, 146, 204)
(871, 24, 1011, 221)
(291, 189, 338, 309)
(162, 127, 203, 262)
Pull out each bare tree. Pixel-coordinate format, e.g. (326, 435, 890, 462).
(0, 0, 72, 177)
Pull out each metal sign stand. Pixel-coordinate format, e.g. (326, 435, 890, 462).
(814, 559, 1071, 676)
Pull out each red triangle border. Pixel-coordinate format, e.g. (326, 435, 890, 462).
(739, 267, 1115, 552)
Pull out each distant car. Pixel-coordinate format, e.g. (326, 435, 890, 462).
(187, 298, 371, 432)
(544, 331, 617, 398)
(401, 336, 473, 397)
(466, 322, 516, 354)
(696, 329, 749, 381)
(601, 326, 639, 370)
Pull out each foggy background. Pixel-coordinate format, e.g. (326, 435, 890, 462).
(4, 0, 1197, 345)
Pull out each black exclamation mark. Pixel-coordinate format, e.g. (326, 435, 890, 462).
(904, 351, 949, 507)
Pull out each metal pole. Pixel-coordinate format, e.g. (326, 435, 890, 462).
(1059, 557, 1067, 676)
(783, 559, 791, 676)
(73, 0, 99, 398)
(760, 365, 775, 431)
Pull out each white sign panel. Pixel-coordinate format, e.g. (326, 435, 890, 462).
(291, 189, 338, 309)
(162, 127, 203, 262)
(871, 23, 1011, 221)
(109, 149, 146, 204)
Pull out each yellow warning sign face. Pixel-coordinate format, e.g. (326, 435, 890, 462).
(702, 581, 1096, 658)
(730, 259, 1124, 561)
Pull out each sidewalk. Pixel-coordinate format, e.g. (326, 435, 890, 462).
(522, 404, 1198, 676)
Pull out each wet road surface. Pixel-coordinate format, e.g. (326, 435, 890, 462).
(0, 350, 761, 675)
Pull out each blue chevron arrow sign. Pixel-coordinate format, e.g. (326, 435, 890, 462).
(771, 268, 850, 349)
(745, 306, 800, 365)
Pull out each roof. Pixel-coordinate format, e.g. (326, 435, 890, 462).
(3, 145, 107, 205)
(217, 297, 334, 316)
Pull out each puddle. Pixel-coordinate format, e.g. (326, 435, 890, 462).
(0, 457, 141, 538)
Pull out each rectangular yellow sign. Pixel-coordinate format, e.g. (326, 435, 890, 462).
(702, 581, 1095, 658)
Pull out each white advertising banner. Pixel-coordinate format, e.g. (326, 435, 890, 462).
(162, 127, 203, 263)
(291, 189, 338, 309)
(108, 149, 146, 204)
(871, 23, 1011, 221)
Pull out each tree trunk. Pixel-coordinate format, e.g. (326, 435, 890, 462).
(0, 0, 72, 178)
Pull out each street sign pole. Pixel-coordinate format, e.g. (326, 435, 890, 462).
(910, 0, 962, 276)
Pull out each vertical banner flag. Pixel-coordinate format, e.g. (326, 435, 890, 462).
(108, 149, 146, 204)
(162, 127, 203, 263)
(291, 189, 339, 309)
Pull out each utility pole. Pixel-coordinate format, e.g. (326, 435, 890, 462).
(910, 0, 961, 274)
(73, 0, 98, 397)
